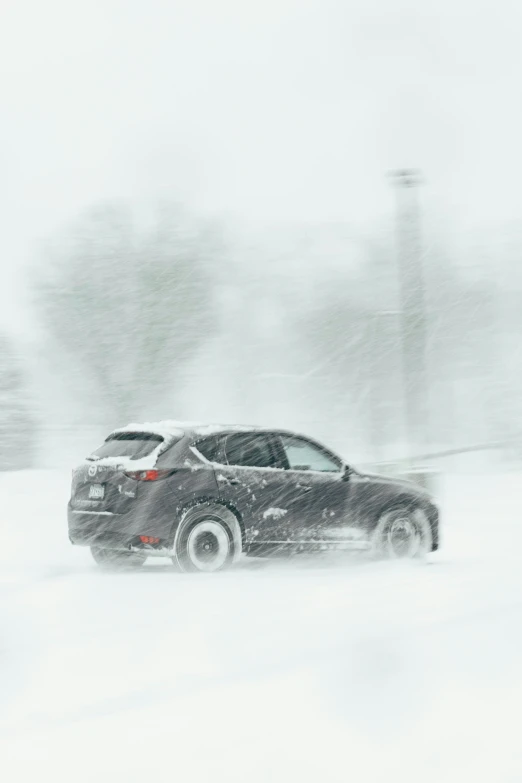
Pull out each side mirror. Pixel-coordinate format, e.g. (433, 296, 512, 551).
(342, 464, 352, 481)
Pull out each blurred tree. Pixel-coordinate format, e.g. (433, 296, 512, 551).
(34, 203, 219, 424)
(0, 334, 36, 470)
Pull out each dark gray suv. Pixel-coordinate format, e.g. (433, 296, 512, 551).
(68, 421, 440, 571)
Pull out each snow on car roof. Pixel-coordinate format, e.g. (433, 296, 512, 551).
(190, 423, 262, 438)
(110, 420, 261, 440)
(110, 421, 187, 440)
(81, 421, 264, 472)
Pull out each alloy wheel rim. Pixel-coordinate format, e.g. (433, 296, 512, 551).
(387, 516, 420, 557)
(187, 520, 230, 571)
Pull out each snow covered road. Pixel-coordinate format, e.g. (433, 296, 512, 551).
(1, 470, 522, 782)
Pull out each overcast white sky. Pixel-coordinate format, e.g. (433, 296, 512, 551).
(2, 0, 522, 331)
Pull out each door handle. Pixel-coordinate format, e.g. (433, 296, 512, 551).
(218, 476, 240, 486)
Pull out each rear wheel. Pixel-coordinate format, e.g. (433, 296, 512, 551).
(90, 546, 147, 570)
(173, 505, 236, 573)
(370, 506, 432, 559)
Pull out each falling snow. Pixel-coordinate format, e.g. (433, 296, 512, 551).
(2, 1, 522, 781)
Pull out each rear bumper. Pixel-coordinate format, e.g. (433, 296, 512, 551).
(68, 505, 175, 549)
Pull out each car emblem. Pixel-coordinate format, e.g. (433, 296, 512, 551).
(88, 465, 97, 477)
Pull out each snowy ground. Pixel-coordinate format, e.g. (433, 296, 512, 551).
(1, 469, 522, 782)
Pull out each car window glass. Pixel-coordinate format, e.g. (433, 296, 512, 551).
(224, 433, 275, 469)
(266, 434, 289, 469)
(90, 433, 164, 461)
(194, 436, 221, 462)
(280, 435, 342, 472)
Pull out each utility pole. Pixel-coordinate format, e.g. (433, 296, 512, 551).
(388, 169, 429, 460)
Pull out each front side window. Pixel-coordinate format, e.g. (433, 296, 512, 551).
(279, 435, 342, 473)
(223, 433, 276, 469)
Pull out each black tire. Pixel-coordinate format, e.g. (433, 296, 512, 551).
(90, 546, 147, 570)
(370, 505, 432, 560)
(173, 505, 236, 573)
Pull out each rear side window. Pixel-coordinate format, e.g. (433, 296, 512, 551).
(90, 432, 164, 461)
(223, 433, 276, 469)
(194, 436, 223, 463)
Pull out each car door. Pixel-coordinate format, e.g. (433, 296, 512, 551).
(268, 433, 355, 545)
(207, 431, 296, 545)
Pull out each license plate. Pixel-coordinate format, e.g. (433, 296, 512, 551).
(88, 484, 105, 500)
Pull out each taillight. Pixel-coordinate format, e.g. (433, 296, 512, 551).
(124, 469, 172, 481)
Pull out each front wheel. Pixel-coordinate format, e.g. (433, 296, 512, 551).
(90, 546, 147, 570)
(370, 506, 433, 559)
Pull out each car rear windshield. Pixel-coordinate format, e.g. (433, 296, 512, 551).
(90, 432, 165, 461)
